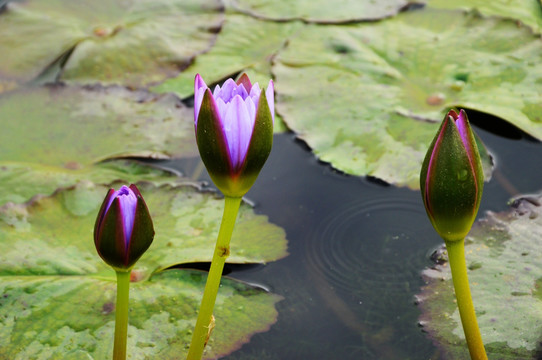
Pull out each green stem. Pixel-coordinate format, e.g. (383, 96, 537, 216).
(446, 240, 488, 360)
(113, 270, 131, 360)
(187, 196, 242, 360)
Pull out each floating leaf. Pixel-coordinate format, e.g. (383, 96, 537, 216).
(153, 13, 300, 96)
(0, 0, 223, 89)
(153, 13, 300, 132)
(426, 0, 542, 34)
(0, 181, 286, 358)
(417, 193, 542, 359)
(0, 181, 288, 276)
(0, 160, 179, 206)
(224, 0, 421, 23)
(273, 8, 540, 187)
(0, 270, 281, 359)
(0, 85, 198, 167)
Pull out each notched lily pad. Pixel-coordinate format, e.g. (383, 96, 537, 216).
(272, 8, 540, 188)
(0, 181, 286, 358)
(0, 270, 282, 359)
(152, 13, 299, 132)
(0, 85, 198, 167)
(0, 0, 224, 89)
(152, 13, 300, 98)
(417, 192, 542, 359)
(224, 0, 422, 23)
(0, 181, 288, 276)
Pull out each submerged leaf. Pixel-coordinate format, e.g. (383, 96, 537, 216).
(418, 193, 542, 359)
(273, 8, 540, 187)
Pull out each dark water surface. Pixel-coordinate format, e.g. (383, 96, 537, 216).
(165, 113, 542, 360)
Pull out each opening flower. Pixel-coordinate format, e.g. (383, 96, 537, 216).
(94, 184, 155, 271)
(420, 109, 484, 242)
(194, 73, 274, 197)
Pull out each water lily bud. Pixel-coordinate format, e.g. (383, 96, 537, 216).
(194, 73, 274, 198)
(94, 184, 154, 271)
(420, 109, 484, 242)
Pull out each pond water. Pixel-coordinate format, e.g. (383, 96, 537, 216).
(164, 111, 542, 360)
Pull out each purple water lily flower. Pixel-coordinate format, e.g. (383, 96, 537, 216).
(194, 73, 274, 197)
(420, 109, 484, 242)
(94, 184, 154, 271)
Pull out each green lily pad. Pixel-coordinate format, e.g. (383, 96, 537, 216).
(224, 0, 421, 23)
(418, 193, 542, 359)
(0, 160, 180, 206)
(153, 13, 300, 133)
(0, 270, 282, 359)
(153, 14, 301, 99)
(0, 181, 288, 276)
(426, 0, 542, 34)
(0, 85, 198, 167)
(272, 8, 541, 188)
(0, 0, 224, 89)
(0, 180, 287, 358)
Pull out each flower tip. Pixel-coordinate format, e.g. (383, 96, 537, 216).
(265, 80, 275, 123)
(236, 73, 252, 92)
(195, 74, 207, 89)
(446, 109, 459, 121)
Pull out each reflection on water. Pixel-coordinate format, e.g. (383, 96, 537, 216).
(161, 118, 542, 359)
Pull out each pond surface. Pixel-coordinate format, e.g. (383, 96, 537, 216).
(164, 111, 542, 360)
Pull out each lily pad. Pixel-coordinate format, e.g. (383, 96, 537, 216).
(0, 85, 198, 167)
(152, 13, 300, 132)
(0, 0, 223, 89)
(0, 180, 287, 358)
(224, 0, 421, 23)
(0, 270, 281, 359)
(0, 160, 180, 206)
(418, 193, 542, 359)
(272, 8, 541, 188)
(0, 181, 288, 276)
(426, 0, 542, 34)
(152, 13, 300, 98)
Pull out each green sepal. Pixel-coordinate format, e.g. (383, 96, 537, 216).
(421, 111, 484, 242)
(123, 185, 155, 270)
(95, 197, 129, 270)
(196, 89, 233, 188)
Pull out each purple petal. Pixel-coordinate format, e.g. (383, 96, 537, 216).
(224, 95, 253, 169)
(217, 79, 237, 102)
(245, 96, 256, 124)
(236, 73, 253, 93)
(235, 83, 249, 100)
(454, 110, 470, 150)
(215, 97, 227, 124)
(106, 185, 138, 247)
(194, 74, 208, 126)
(265, 80, 275, 123)
(249, 83, 261, 102)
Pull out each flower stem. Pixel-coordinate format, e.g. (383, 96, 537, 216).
(446, 240, 488, 360)
(113, 270, 131, 360)
(187, 196, 242, 360)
